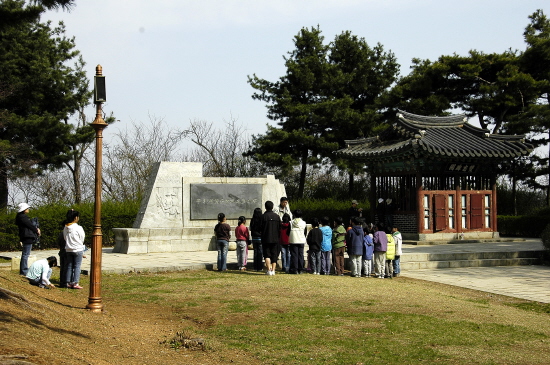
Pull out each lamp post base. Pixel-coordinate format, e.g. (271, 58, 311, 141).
(86, 298, 104, 313)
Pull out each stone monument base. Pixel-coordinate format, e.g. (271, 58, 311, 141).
(113, 227, 217, 254)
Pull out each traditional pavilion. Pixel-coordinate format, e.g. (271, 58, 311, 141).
(336, 110, 533, 241)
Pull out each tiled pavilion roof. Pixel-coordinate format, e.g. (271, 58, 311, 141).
(336, 110, 533, 162)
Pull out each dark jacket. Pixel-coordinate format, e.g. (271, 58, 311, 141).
(249, 216, 262, 238)
(345, 225, 364, 256)
(306, 227, 323, 252)
(57, 231, 66, 253)
(15, 212, 38, 243)
(261, 210, 281, 244)
(214, 222, 231, 241)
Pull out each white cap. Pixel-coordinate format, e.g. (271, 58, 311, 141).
(378, 198, 384, 203)
(18, 202, 31, 213)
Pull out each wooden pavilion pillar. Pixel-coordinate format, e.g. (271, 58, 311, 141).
(416, 172, 423, 234)
(455, 175, 462, 236)
(369, 171, 377, 224)
(491, 176, 498, 232)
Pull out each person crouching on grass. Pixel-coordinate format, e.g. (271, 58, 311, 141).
(26, 256, 57, 289)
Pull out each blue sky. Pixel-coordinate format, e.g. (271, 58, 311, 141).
(44, 0, 549, 138)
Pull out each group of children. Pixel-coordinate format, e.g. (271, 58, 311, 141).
(346, 218, 403, 278)
(214, 204, 403, 277)
(307, 216, 402, 278)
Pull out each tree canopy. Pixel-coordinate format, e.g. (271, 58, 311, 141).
(515, 9, 550, 203)
(246, 27, 399, 198)
(0, 0, 86, 208)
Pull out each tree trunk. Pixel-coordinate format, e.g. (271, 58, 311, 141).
(0, 163, 7, 211)
(512, 163, 517, 216)
(298, 149, 308, 198)
(73, 155, 82, 204)
(348, 171, 354, 198)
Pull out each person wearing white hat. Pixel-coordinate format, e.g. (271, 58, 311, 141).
(15, 202, 41, 275)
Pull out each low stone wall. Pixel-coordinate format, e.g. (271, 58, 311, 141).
(113, 228, 217, 253)
(402, 231, 500, 242)
(10, 255, 37, 271)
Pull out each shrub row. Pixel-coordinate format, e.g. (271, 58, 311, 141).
(291, 198, 371, 224)
(0, 201, 139, 251)
(498, 207, 550, 238)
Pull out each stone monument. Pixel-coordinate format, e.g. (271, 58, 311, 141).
(112, 162, 287, 253)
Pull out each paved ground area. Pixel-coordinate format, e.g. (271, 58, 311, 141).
(404, 265, 550, 303)
(2, 239, 549, 303)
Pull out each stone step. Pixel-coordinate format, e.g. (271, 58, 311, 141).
(402, 257, 540, 270)
(404, 238, 526, 246)
(403, 250, 544, 262)
(223, 252, 543, 272)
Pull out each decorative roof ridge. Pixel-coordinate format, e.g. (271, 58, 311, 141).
(486, 133, 527, 142)
(461, 123, 490, 137)
(392, 120, 418, 138)
(343, 137, 378, 146)
(397, 109, 466, 127)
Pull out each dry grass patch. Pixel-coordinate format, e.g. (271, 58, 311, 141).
(1, 269, 549, 364)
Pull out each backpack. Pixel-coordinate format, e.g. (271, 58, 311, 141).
(31, 217, 40, 248)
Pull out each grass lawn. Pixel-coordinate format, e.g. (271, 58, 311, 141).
(97, 270, 550, 364)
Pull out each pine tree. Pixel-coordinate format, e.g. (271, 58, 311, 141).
(0, 0, 85, 209)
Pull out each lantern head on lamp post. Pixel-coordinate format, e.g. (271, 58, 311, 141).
(94, 74, 106, 104)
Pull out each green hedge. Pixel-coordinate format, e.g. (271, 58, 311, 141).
(291, 198, 371, 224)
(0, 201, 139, 251)
(498, 207, 550, 238)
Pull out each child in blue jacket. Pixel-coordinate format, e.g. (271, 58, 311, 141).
(362, 224, 374, 277)
(319, 216, 333, 275)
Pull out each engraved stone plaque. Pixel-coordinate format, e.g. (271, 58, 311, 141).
(190, 184, 262, 220)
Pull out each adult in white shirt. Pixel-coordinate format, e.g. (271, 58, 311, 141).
(63, 210, 86, 289)
(273, 197, 292, 220)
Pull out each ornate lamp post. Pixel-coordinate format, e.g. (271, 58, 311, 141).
(87, 65, 108, 312)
